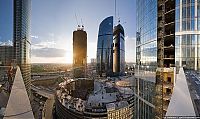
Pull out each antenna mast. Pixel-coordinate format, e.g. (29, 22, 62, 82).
(115, 0, 117, 25)
(75, 13, 80, 29)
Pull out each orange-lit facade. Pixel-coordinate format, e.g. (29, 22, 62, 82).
(73, 29, 87, 78)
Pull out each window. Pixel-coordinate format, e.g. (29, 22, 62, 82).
(167, 77, 171, 82)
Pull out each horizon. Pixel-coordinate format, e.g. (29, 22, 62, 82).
(0, 0, 136, 64)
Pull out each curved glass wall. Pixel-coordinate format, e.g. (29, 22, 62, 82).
(14, 0, 31, 95)
(175, 0, 200, 70)
(96, 16, 113, 76)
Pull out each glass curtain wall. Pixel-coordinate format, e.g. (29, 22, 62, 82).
(136, 0, 157, 118)
(175, 0, 200, 70)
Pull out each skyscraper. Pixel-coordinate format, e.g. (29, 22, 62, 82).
(136, 0, 157, 118)
(13, 0, 31, 96)
(136, 0, 200, 118)
(73, 27, 87, 78)
(113, 24, 125, 75)
(175, 0, 199, 70)
(96, 16, 113, 77)
(0, 46, 13, 66)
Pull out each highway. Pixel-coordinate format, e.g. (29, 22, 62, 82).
(185, 70, 200, 116)
(31, 85, 54, 98)
(186, 71, 200, 98)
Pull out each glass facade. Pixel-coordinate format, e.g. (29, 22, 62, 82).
(175, 0, 200, 70)
(136, 0, 157, 72)
(14, 0, 31, 96)
(136, 0, 157, 118)
(96, 16, 113, 76)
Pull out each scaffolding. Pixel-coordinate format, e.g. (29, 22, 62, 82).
(155, 0, 175, 118)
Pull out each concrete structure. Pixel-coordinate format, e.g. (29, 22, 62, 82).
(96, 16, 113, 77)
(55, 77, 134, 119)
(3, 67, 34, 119)
(13, 0, 32, 96)
(73, 28, 87, 78)
(113, 24, 125, 75)
(166, 68, 196, 117)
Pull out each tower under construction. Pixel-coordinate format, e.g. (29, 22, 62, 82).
(73, 26, 87, 78)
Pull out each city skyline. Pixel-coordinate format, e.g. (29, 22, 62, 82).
(0, 0, 136, 64)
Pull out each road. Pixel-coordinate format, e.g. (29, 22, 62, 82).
(185, 70, 200, 116)
(186, 71, 200, 98)
(0, 91, 9, 108)
(31, 85, 55, 119)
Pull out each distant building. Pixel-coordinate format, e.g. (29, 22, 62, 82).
(0, 46, 13, 66)
(13, 0, 32, 96)
(96, 16, 113, 77)
(90, 58, 96, 65)
(113, 24, 125, 75)
(73, 27, 87, 78)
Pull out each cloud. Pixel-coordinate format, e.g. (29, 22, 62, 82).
(31, 35, 39, 39)
(0, 40, 13, 46)
(32, 47, 66, 57)
(32, 40, 56, 49)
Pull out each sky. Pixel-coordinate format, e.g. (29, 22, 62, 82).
(0, 0, 136, 64)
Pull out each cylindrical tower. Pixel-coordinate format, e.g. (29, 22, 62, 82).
(73, 28, 87, 78)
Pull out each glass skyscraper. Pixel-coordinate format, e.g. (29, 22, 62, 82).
(137, 0, 200, 118)
(113, 24, 125, 75)
(136, 0, 157, 118)
(14, 0, 31, 96)
(96, 16, 113, 76)
(175, 0, 200, 70)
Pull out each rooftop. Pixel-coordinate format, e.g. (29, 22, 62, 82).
(166, 68, 196, 116)
(57, 76, 134, 113)
(3, 67, 34, 119)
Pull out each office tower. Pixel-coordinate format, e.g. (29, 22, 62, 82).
(136, 0, 199, 118)
(13, 0, 31, 96)
(0, 46, 13, 66)
(136, 0, 157, 118)
(73, 27, 87, 78)
(113, 24, 125, 75)
(96, 16, 113, 77)
(175, 0, 199, 70)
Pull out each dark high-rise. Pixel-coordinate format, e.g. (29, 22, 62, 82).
(13, 0, 31, 96)
(113, 24, 125, 75)
(96, 16, 113, 76)
(73, 27, 87, 78)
